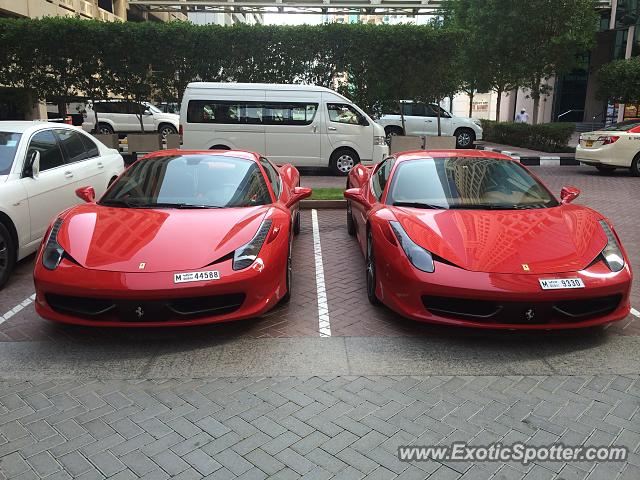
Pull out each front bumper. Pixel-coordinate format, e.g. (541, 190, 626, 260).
(377, 252, 632, 329)
(576, 144, 630, 168)
(34, 256, 286, 327)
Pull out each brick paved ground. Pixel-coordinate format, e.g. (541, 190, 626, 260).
(1, 166, 639, 479)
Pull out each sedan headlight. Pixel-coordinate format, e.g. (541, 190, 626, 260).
(389, 221, 434, 273)
(374, 136, 387, 146)
(472, 119, 482, 127)
(599, 220, 624, 272)
(42, 218, 65, 270)
(233, 219, 272, 271)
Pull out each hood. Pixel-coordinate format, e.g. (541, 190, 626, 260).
(393, 205, 607, 274)
(155, 112, 179, 124)
(57, 204, 269, 272)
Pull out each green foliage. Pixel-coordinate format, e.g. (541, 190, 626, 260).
(0, 18, 461, 117)
(597, 57, 640, 105)
(480, 120, 575, 152)
(309, 188, 345, 200)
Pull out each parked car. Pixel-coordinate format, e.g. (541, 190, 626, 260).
(33, 150, 311, 327)
(156, 102, 180, 114)
(0, 121, 124, 287)
(180, 82, 389, 176)
(376, 101, 483, 149)
(82, 100, 180, 140)
(576, 119, 640, 176)
(344, 150, 632, 329)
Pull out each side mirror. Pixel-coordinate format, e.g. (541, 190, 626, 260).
(286, 186, 312, 208)
(75, 186, 96, 203)
(344, 188, 371, 209)
(560, 185, 580, 204)
(144, 109, 152, 116)
(27, 150, 40, 178)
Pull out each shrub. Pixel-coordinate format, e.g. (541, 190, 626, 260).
(479, 120, 575, 152)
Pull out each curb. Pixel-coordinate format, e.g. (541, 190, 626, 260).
(301, 199, 346, 209)
(475, 145, 580, 166)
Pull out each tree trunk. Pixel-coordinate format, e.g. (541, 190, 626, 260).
(495, 87, 504, 122)
(532, 96, 540, 124)
(468, 91, 474, 118)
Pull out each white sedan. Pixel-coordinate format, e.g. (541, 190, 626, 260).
(576, 119, 640, 176)
(0, 122, 124, 286)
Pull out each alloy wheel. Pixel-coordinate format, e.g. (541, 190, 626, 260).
(457, 131, 472, 147)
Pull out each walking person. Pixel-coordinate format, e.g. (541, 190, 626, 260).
(515, 108, 529, 123)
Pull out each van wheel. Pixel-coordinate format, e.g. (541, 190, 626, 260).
(630, 154, 640, 177)
(0, 223, 16, 289)
(97, 123, 114, 135)
(330, 149, 359, 176)
(210, 145, 230, 150)
(455, 128, 475, 149)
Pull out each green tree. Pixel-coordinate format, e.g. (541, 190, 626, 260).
(597, 56, 640, 105)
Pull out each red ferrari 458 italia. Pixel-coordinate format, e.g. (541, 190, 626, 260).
(344, 150, 632, 329)
(34, 150, 311, 327)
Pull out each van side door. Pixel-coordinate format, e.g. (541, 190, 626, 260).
(264, 101, 321, 166)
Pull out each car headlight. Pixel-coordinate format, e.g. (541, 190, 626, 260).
(374, 136, 387, 146)
(233, 219, 272, 271)
(389, 221, 434, 273)
(472, 119, 482, 127)
(42, 218, 65, 270)
(599, 220, 624, 272)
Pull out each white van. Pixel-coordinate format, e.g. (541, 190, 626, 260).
(180, 83, 389, 175)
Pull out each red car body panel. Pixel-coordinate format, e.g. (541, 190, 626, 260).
(346, 150, 633, 329)
(34, 150, 309, 327)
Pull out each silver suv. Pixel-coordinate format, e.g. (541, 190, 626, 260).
(82, 101, 180, 139)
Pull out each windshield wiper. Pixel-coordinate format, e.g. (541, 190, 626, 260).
(99, 199, 138, 208)
(392, 201, 447, 210)
(142, 203, 222, 209)
(449, 204, 544, 210)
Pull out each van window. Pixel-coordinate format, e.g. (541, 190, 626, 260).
(327, 103, 368, 126)
(187, 101, 318, 126)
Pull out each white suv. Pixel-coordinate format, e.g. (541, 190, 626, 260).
(0, 122, 124, 287)
(82, 100, 180, 140)
(377, 101, 483, 149)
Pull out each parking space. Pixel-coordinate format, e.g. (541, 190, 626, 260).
(0, 166, 638, 343)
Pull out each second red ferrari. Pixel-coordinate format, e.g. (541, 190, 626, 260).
(344, 150, 632, 329)
(34, 150, 311, 327)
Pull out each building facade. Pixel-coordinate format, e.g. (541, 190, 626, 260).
(188, 9, 263, 25)
(0, 0, 185, 23)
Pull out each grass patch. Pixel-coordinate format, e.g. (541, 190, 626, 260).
(309, 188, 345, 200)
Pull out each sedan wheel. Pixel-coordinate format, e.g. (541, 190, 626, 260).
(366, 231, 380, 305)
(0, 223, 16, 288)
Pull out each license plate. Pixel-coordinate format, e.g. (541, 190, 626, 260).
(539, 278, 585, 290)
(585, 140, 594, 147)
(174, 270, 221, 284)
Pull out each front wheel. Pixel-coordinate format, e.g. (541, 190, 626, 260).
(385, 126, 403, 146)
(281, 237, 293, 303)
(293, 211, 301, 236)
(96, 123, 114, 135)
(366, 230, 380, 305)
(0, 223, 16, 289)
(455, 128, 476, 149)
(159, 124, 177, 140)
(346, 202, 356, 236)
(630, 154, 640, 177)
(330, 149, 359, 176)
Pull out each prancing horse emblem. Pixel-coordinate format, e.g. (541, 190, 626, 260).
(135, 306, 144, 319)
(139, 262, 146, 270)
(522, 264, 530, 271)
(525, 308, 535, 321)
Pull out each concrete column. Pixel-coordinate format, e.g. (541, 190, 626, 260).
(25, 99, 47, 121)
(114, 0, 127, 19)
(609, 0, 617, 30)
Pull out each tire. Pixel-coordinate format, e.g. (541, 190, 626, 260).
(346, 201, 356, 236)
(108, 176, 118, 187)
(630, 154, 640, 177)
(455, 128, 476, 149)
(595, 165, 616, 174)
(210, 144, 230, 150)
(0, 223, 16, 289)
(96, 123, 114, 135)
(366, 229, 380, 306)
(330, 149, 359, 176)
(159, 124, 177, 140)
(293, 211, 301, 236)
(280, 236, 293, 303)
(385, 126, 403, 146)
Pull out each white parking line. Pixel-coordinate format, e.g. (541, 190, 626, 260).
(631, 307, 640, 318)
(311, 209, 331, 337)
(0, 293, 36, 326)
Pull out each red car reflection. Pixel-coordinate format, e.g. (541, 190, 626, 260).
(345, 150, 632, 329)
(34, 150, 311, 327)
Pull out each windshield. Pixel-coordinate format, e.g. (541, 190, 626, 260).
(602, 120, 640, 131)
(100, 154, 272, 208)
(0, 132, 21, 175)
(146, 104, 162, 114)
(387, 157, 558, 210)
